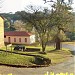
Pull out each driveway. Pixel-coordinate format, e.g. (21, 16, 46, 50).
(0, 44, 75, 75)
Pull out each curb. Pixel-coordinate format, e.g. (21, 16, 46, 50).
(0, 63, 49, 68)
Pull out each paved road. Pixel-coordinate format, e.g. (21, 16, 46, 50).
(62, 44, 75, 55)
(0, 44, 75, 75)
(62, 44, 75, 51)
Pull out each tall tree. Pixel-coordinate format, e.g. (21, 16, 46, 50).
(44, 0, 74, 50)
(18, 6, 53, 52)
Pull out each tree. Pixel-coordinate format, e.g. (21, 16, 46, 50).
(4, 19, 10, 31)
(13, 20, 33, 32)
(54, 6, 73, 49)
(18, 6, 53, 52)
(44, 0, 74, 50)
(13, 20, 26, 31)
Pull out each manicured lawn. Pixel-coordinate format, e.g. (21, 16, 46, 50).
(45, 49, 72, 64)
(0, 45, 72, 66)
(0, 52, 35, 66)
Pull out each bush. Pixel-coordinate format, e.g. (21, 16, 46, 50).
(32, 56, 51, 65)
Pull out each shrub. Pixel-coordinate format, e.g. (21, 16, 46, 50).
(32, 56, 51, 65)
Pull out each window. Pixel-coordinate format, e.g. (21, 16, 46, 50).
(4, 35, 6, 38)
(25, 38, 27, 42)
(19, 38, 21, 42)
(14, 38, 16, 42)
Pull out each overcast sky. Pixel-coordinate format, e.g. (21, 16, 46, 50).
(0, 0, 75, 13)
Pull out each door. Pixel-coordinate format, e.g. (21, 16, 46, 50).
(8, 37, 11, 43)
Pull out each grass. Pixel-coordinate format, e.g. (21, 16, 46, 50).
(45, 50, 72, 64)
(0, 52, 35, 66)
(0, 45, 73, 66)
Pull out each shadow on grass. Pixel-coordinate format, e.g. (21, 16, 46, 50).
(47, 49, 58, 53)
(25, 48, 40, 52)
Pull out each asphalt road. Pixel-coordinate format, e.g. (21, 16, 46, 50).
(62, 44, 75, 55)
(0, 44, 75, 75)
(62, 44, 75, 51)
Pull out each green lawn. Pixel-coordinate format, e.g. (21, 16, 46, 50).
(0, 45, 72, 66)
(0, 52, 34, 66)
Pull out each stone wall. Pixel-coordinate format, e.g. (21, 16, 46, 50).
(0, 17, 4, 48)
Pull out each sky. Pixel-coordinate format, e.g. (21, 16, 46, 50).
(0, 0, 75, 13)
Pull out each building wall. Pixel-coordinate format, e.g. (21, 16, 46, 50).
(30, 35, 35, 44)
(4, 35, 35, 44)
(0, 17, 4, 48)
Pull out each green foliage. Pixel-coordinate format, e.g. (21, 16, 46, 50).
(49, 0, 74, 49)
(13, 20, 33, 31)
(33, 56, 51, 65)
(67, 32, 75, 41)
(4, 20, 10, 28)
(18, 3, 74, 50)
(0, 13, 21, 21)
(13, 20, 25, 31)
(0, 13, 20, 31)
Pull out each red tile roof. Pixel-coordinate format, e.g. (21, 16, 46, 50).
(4, 31, 33, 36)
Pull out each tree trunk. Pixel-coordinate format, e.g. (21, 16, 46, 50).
(41, 41, 46, 52)
(55, 36, 61, 50)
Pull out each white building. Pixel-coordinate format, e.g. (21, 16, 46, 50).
(4, 31, 35, 44)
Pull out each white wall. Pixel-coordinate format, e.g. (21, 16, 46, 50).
(30, 35, 35, 44)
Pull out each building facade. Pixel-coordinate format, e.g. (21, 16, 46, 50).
(4, 31, 35, 44)
(0, 17, 4, 48)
